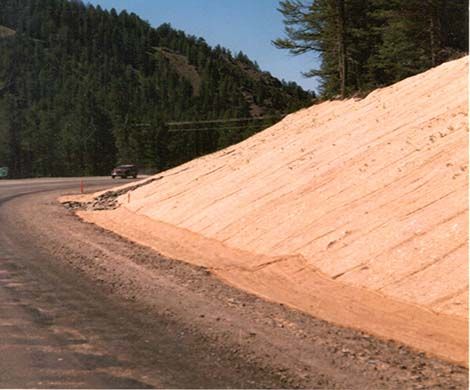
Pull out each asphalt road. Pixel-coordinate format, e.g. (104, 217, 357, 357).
(0, 177, 467, 389)
(0, 178, 152, 388)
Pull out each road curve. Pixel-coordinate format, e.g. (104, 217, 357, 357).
(0, 178, 154, 387)
(0, 178, 467, 389)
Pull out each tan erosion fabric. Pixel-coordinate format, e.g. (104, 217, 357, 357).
(78, 57, 469, 365)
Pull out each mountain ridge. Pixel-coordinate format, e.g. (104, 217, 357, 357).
(0, 0, 314, 178)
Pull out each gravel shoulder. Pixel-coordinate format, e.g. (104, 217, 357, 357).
(1, 181, 468, 389)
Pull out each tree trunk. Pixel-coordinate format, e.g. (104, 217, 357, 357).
(335, 0, 347, 98)
(428, 0, 440, 66)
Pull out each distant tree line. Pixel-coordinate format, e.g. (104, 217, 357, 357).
(0, 0, 314, 178)
(274, 0, 468, 98)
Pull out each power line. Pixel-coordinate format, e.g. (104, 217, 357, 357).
(167, 114, 286, 127)
(168, 124, 267, 133)
(129, 114, 286, 132)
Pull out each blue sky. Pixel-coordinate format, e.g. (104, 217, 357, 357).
(86, 0, 320, 92)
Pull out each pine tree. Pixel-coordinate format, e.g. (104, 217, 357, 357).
(275, 0, 468, 98)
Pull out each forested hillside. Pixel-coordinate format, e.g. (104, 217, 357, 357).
(0, 0, 314, 178)
(275, 0, 468, 98)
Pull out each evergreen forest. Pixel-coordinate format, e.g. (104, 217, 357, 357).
(0, 0, 314, 178)
(274, 0, 468, 98)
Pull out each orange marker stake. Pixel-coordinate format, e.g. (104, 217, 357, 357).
(80, 179, 84, 194)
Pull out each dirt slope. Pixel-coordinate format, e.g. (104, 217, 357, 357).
(78, 57, 469, 364)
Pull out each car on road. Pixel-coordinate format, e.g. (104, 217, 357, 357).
(111, 164, 138, 179)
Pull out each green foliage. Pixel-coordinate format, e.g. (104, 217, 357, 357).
(0, 0, 315, 178)
(275, 0, 468, 98)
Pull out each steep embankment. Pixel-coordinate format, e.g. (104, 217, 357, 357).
(77, 57, 468, 365)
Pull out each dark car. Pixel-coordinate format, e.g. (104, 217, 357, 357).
(111, 164, 138, 179)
